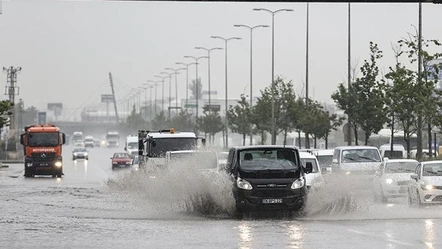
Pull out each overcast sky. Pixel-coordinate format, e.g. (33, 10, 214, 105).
(0, 0, 441, 119)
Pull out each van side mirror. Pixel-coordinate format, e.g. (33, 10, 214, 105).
(411, 174, 418, 181)
(124, 147, 127, 151)
(305, 162, 313, 174)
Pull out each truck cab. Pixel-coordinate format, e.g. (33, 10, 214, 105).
(20, 124, 66, 178)
(125, 135, 139, 158)
(106, 131, 120, 148)
(138, 128, 206, 167)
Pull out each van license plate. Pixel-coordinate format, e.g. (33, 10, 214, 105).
(262, 199, 283, 204)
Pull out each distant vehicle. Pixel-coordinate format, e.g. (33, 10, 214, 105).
(72, 131, 84, 145)
(106, 131, 120, 148)
(20, 124, 66, 178)
(299, 151, 325, 189)
(314, 149, 334, 174)
(222, 145, 313, 214)
(111, 152, 132, 170)
(93, 139, 101, 147)
(84, 136, 94, 148)
(373, 158, 418, 203)
(125, 135, 139, 157)
(331, 146, 382, 175)
(165, 150, 219, 172)
(379, 144, 406, 159)
(408, 160, 442, 207)
(72, 147, 89, 160)
(138, 128, 206, 167)
(74, 140, 84, 147)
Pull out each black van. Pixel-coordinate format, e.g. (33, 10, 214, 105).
(222, 145, 313, 213)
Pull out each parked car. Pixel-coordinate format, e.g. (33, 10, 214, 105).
(372, 158, 418, 202)
(408, 160, 442, 207)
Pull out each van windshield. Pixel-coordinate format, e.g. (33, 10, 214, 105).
(239, 148, 298, 170)
(341, 148, 381, 163)
(385, 161, 418, 173)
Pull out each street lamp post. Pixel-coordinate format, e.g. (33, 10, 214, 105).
(154, 75, 168, 114)
(165, 67, 186, 113)
(234, 24, 269, 145)
(211, 36, 242, 149)
(147, 80, 161, 116)
(184, 55, 208, 120)
(160, 72, 174, 119)
(176, 62, 197, 109)
(194, 46, 223, 115)
(254, 7, 294, 145)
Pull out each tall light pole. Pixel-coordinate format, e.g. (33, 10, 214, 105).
(154, 75, 168, 114)
(143, 83, 154, 124)
(305, 3, 311, 149)
(194, 46, 223, 115)
(254, 7, 294, 145)
(184, 55, 208, 120)
(160, 71, 174, 119)
(211, 36, 242, 148)
(140, 85, 148, 120)
(234, 24, 269, 145)
(347, 3, 352, 146)
(165, 67, 186, 113)
(176, 62, 197, 109)
(147, 80, 161, 116)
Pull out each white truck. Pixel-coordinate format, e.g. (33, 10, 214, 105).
(137, 128, 206, 168)
(105, 131, 120, 148)
(72, 131, 84, 147)
(125, 135, 139, 157)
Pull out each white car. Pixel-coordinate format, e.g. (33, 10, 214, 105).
(299, 151, 324, 189)
(314, 149, 334, 174)
(372, 158, 418, 203)
(408, 160, 442, 207)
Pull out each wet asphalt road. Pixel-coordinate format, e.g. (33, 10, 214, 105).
(1, 145, 442, 249)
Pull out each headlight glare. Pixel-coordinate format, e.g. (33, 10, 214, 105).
(237, 178, 253, 190)
(54, 161, 62, 167)
(386, 178, 393, 184)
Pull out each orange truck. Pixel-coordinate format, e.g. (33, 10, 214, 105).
(20, 124, 66, 178)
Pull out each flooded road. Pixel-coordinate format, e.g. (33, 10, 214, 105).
(1, 145, 442, 249)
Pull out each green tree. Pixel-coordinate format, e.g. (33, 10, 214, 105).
(353, 42, 389, 145)
(189, 78, 203, 101)
(152, 111, 170, 130)
(227, 94, 252, 146)
(0, 100, 14, 130)
(385, 47, 419, 156)
(332, 42, 388, 145)
(320, 112, 346, 149)
(170, 110, 195, 132)
(254, 77, 297, 145)
(196, 107, 224, 144)
(300, 100, 328, 148)
(398, 30, 442, 158)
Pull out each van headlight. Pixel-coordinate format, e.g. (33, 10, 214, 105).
(54, 161, 62, 167)
(291, 178, 305, 189)
(237, 178, 253, 190)
(385, 178, 393, 184)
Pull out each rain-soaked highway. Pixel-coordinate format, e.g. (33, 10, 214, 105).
(1, 145, 442, 249)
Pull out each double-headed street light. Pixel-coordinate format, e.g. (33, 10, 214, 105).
(183, 55, 208, 120)
(254, 7, 293, 145)
(160, 71, 174, 119)
(176, 62, 197, 108)
(142, 83, 155, 124)
(194, 46, 223, 115)
(147, 80, 161, 116)
(211, 36, 241, 148)
(165, 67, 186, 112)
(154, 75, 168, 113)
(234, 24, 269, 145)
